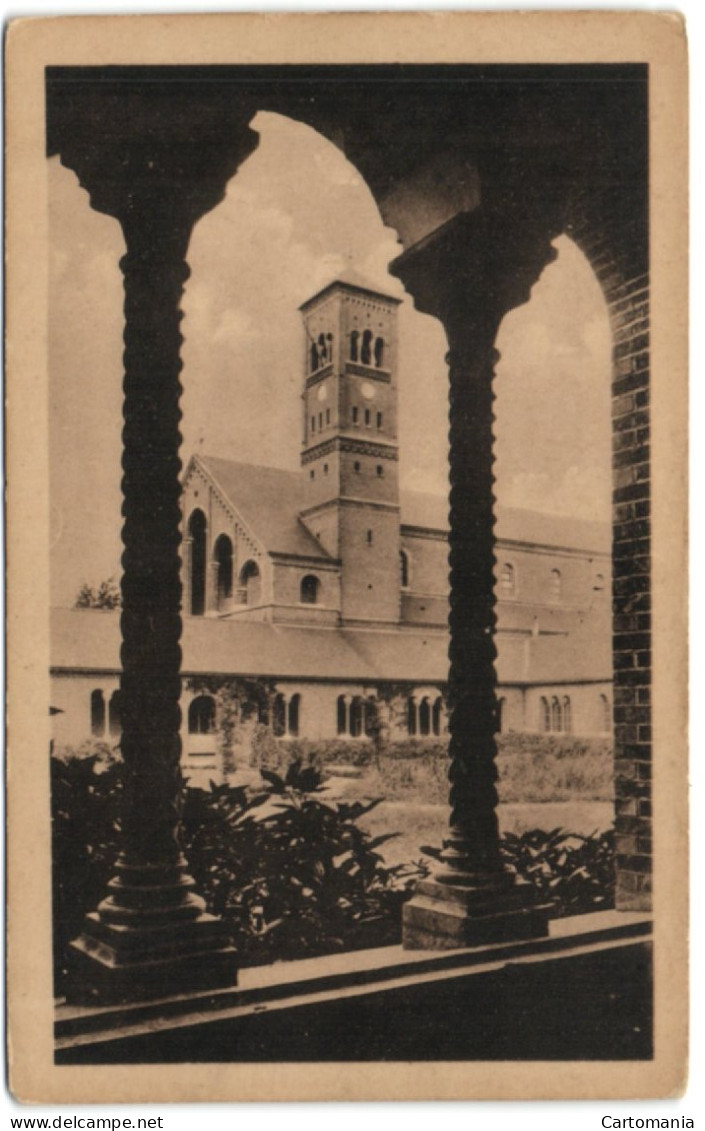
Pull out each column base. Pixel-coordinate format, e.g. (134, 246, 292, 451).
(67, 911, 238, 1004)
(402, 877, 552, 950)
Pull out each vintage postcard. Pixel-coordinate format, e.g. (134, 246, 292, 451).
(5, 10, 688, 1103)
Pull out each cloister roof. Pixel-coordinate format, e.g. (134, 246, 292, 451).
(50, 608, 609, 686)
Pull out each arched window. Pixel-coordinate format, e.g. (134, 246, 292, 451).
(551, 696, 563, 733)
(400, 550, 410, 588)
(108, 690, 122, 737)
(337, 695, 348, 736)
(376, 411, 383, 429)
(239, 560, 261, 606)
(364, 408, 371, 426)
(366, 530, 373, 545)
(90, 689, 106, 737)
(361, 329, 373, 365)
(539, 696, 550, 733)
(273, 693, 286, 738)
(288, 694, 300, 738)
(310, 342, 319, 372)
(350, 330, 359, 361)
(407, 696, 417, 736)
(300, 574, 320, 604)
(311, 415, 316, 433)
(376, 465, 384, 477)
(600, 693, 612, 733)
(317, 333, 327, 365)
(364, 697, 377, 737)
(432, 696, 443, 736)
(326, 409, 331, 425)
(352, 407, 359, 425)
(354, 461, 361, 473)
(188, 509, 207, 616)
(374, 336, 385, 368)
(497, 696, 506, 734)
(500, 562, 516, 598)
(214, 534, 233, 608)
(419, 697, 431, 736)
(188, 695, 215, 735)
(349, 696, 363, 738)
(563, 696, 572, 734)
(550, 568, 562, 603)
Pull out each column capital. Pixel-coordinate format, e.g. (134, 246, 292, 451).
(390, 209, 558, 347)
(47, 78, 259, 237)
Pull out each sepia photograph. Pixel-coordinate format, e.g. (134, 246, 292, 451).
(6, 10, 688, 1103)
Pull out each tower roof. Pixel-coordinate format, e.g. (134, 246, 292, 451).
(299, 271, 404, 312)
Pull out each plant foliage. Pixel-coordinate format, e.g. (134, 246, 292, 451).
(51, 755, 424, 991)
(500, 827, 616, 916)
(420, 826, 615, 918)
(74, 577, 122, 609)
(181, 761, 423, 965)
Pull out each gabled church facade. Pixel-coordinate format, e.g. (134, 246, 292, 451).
(50, 277, 613, 779)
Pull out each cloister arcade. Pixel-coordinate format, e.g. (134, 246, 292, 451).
(46, 64, 649, 1002)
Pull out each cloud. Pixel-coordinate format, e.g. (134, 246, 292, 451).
(499, 464, 611, 521)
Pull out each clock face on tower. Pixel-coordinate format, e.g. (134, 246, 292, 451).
(361, 382, 375, 400)
(317, 383, 328, 402)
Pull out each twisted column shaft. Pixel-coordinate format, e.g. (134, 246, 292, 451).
(440, 327, 506, 883)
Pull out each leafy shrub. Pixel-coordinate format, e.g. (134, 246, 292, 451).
(500, 827, 615, 916)
(249, 736, 378, 771)
(51, 756, 425, 991)
(182, 762, 424, 966)
(51, 751, 124, 991)
(248, 722, 283, 770)
(52, 739, 121, 766)
(421, 826, 615, 918)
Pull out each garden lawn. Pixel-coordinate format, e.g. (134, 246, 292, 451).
(318, 733, 615, 869)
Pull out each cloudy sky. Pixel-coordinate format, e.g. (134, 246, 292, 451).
(49, 110, 612, 607)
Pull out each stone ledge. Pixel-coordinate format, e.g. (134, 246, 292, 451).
(56, 910, 651, 1054)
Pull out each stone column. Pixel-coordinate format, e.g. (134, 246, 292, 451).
(392, 211, 557, 948)
(48, 79, 258, 1000)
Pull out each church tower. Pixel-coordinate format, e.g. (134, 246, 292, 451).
(298, 276, 403, 626)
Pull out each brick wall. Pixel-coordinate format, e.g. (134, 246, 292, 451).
(568, 202, 651, 911)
